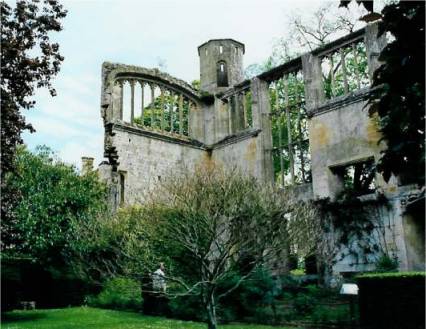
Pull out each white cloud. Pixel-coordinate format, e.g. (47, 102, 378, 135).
(59, 137, 104, 169)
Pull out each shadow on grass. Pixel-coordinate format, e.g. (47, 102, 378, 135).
(2, 312, 47, 323)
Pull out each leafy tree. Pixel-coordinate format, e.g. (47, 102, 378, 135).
(70, 206, 163, 283)
(1, 0, 67, 245)
(367, 1, 425, 185)
(2, 146, 107, 265)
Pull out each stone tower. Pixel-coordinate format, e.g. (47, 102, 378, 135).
(198, 39, 245, 93)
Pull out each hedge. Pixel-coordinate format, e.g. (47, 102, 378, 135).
(357, 272, 425, 329)
(1, 258, 97, 311)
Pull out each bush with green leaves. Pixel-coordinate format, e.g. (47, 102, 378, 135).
(2, 146, 107, 264)
(293, 293, 316, 315)
(168, 295, 205, 322)
(374, 255, 398, 272)
(310, 304, 349, 323)
(86, 277, 141, 311)
(218, 267, 277, 323)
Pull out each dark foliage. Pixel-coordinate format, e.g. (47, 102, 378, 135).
(357, 272, 426, 329)
(1, 0, 67, 244)
(168, 295, 204, 321)
(368, 2, 425, 185)
(1, 258, 96, 311)
(218, 268, 276, 323)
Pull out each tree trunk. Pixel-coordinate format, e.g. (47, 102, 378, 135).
(206, 294, 217, 329)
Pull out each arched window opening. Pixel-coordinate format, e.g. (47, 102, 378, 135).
(217, 61, 228, 87)
(121, 81, 132, 123)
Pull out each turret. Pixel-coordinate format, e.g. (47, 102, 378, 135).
(198, 39, 245, 93)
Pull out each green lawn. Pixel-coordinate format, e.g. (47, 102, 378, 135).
(2, 307, 299, 329)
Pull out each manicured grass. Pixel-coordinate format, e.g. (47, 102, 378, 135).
(2, 307, 298, 329)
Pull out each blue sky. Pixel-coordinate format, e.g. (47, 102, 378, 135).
(22, 0, 370, 169)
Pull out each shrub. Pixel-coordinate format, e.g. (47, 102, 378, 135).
(357, 271, 425, 329)
(86, 277, 141, 311)
(293, 293, 316, 315)
(219, 267, 276, 322)
(168, 295, 204, 321)
(310, 304, 350, 323)
(374, 255, 398, 272)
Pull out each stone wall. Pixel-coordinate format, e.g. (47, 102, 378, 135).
(300, 23, 423, 273)
(106, 123, 206, 205)
(94, 24, 424, 276)
(308, 91, 386, 200)
(211, 131, 263, 179)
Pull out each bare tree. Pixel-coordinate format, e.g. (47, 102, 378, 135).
(248, 1, 367, 78)
(287, 1, 366, 51)
(71, 164, 316, 328)
(141, 164, 315, 329)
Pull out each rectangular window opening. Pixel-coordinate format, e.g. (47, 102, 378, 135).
(332, 159, 376, 196)
(120, 172, 126, 205)
(270, 71, 311, 188)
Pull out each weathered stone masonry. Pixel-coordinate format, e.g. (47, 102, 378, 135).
(94, 23, 424, 275)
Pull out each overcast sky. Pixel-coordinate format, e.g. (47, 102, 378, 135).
(22, 0, 372, 169)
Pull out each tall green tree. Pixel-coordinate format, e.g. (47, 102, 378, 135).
(367, 1, 425, 185)
(1, 0, 67, 236)
(2, 146, 107, 265)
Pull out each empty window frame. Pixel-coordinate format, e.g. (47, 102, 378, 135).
(271, 71, 311, 187)
(217, 61, 229, 87)
(332, 158, 376, 196)
(321, 41, 369, 99)
(130, 82, 191, 136)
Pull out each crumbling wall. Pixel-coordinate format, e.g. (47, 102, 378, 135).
(308, 94, 386, 200)
(109, 125, 206, 205)
(94, 26, 424, 276)
(211, 132, 262, 179)
(301, 23, 423, 273)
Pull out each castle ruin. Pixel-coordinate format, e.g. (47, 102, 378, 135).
(90, 22, 424, 277)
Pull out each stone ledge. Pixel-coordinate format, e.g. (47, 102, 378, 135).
(308, 87, 372, 117)
(110, 122, 261, 151)
(111, 122, 207, 150)
(208, 128, 261, 150)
